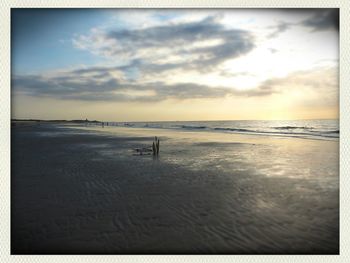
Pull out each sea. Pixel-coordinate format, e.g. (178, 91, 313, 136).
(100, 119, 339, 141)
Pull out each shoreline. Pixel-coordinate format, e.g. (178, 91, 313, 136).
(72, 122, 339, 142)
(68, 123, 339, 143)
(12, 119, 339, 141)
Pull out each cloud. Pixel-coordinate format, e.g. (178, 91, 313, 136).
(266, 9, 339, 39)
(254, 66, 338, 106)
(301, 9, 339, 32)
(13, 64, 337, 103)
(267, 22, 291, 38)
(73, 16, 255, 73)
(12, 73, 228, 102)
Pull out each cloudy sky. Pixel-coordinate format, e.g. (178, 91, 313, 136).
(12, 9, 338, 121)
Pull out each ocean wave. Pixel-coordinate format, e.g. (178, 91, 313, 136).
(273, 126, 313, 130)
(323, 130, 339, 134)
(108, 120, 338, 140)
(179, 125, 207, 129)
(309, 129, 339, 134)
(212, 127, 339, 139)
(179, 125, 339, 139)
(214, 127, 253, 132)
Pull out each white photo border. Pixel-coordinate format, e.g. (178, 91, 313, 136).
(1, 0, 349, 262)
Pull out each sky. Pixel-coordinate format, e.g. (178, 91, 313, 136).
(11, 8, 339, 121)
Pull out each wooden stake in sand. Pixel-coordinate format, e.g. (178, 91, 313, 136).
(156, 138, 160, 155)
(153, 136, 160, 156)
(132, 137, 160, 157)
(152, 141, 156, 156)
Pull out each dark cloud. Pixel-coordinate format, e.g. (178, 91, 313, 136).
(74, 16, 255, 73)
(13, 74, 120, 95)
(13, 65, 336, 102)
(267, 22, 291, 38)
(266, 9, 339, 39)
(70, 59, 142, 76)
(12, 72, 231, 101)
(301, 9, 339, 31)
(12, 64, 282, 102)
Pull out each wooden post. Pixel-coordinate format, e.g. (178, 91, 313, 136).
(156, 139, 160, 155)
(152, 142, 156, 156)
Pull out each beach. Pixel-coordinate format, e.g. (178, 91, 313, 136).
(11, 123, 339, 254)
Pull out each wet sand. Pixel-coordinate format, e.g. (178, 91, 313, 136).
(11, 123, 339, 254)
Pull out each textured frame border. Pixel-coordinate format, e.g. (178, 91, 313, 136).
(1, 0, 349, 262)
